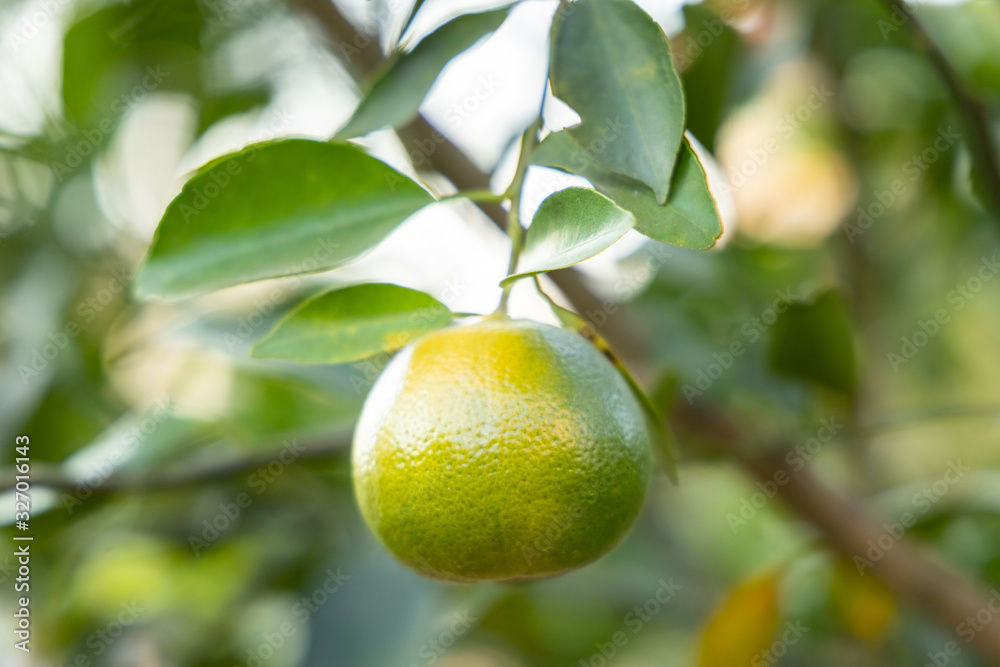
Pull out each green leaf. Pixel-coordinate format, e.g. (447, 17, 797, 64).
(252, 283, 452, 364)
(502, 187, 635, 286)
(550, 0, 685, 204)
(336, 9, 509, 139)
(534, 132, 722, 249)
(769, 290, 857, 396)
(136, 140, 433, 298)
(63, 0, 205, 128)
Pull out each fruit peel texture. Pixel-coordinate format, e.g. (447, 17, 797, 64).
(352, 318, 653, 583)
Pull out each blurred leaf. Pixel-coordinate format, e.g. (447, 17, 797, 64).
(226, 371, 361, 443)
(252, 283, 452, 364)
(832, 559, 896, 644)
(534, 132, 722, 249)
(698, 573, 781, 667)
(62, 0, 204, 127)
(337, 9, 509, 139)
(401, 0, 430, 36)
(502, 187, 635, 286)
(196, 88, 270, 136)
(550, 0, 685, 203)
(769, 290, 857, 396)
(679, 5, 745, 150)
(23, 385, 111, 463)
(136, 140, 433, 298)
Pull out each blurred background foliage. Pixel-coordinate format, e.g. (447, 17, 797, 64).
(2, 0, 1000, 665)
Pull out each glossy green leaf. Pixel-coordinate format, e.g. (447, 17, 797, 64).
(550, 0, 685, 204)
(337, 9, 509, 139)
(136, 140, 433, 298)
(769, 290, 857, 396)
(502, 187, 635, 286)
(534, 132, 722, 249)
(252, 283, 452, 364)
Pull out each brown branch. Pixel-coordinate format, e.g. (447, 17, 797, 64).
(674, 403, 1000, 663)
(0, 431, 351, 495)
(881, 0, 1000, 222)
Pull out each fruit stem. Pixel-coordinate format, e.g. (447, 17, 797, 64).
(497, 117, 544, 313)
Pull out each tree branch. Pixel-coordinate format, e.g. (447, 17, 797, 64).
(286, 2, 1000, 663)
(0, 431, 351, 495)
(674, 402, 1000, 663)
(881, 0, 1000, 222)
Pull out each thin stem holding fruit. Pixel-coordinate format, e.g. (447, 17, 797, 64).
(497, 118, 544, 313)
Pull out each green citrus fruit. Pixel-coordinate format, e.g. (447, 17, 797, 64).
(352, 316, 652, 582)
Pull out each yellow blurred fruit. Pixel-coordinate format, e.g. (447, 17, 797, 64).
(352, 316, 652, 582)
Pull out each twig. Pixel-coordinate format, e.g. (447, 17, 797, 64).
(0, 431, 351, 495)
(673, 402, 1000, 663)
(881, 0, 1000, 222)
(498, 118, 544, 312)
